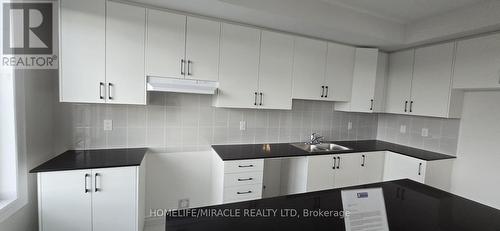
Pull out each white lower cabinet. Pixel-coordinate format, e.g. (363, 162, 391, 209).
(383, 151, 453, 191)
(358, 152, 386, 185)
(38, 166, 145, 231)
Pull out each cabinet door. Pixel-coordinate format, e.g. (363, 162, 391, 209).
(411, 43, 454, 117)
(258, 31, 294, 110)
(306, 155, 335, 192)
(383, 152, 426, 183)
(60, 0, 105, 103)
(334, 154, 362, 188)
(39, 170, 92, 231)
(106, 2, 146, 105)
(146, 9, 186, 78)
(454, 33, 500, 89)
(349, 48, 379, 113)
(185, 16, 220, 81)
(386, 50, 414, 114)
(292, 37, 328, 100)
(92, 167, 138, 231)
(324, 43, 355, 101)
(215, 23, 260, 108)
(359, 152, 385, 185)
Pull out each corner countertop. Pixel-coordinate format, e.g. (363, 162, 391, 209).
(165, 179, 500, 231)
(211, 140, 455, 161)
(30, 148, 148, 173)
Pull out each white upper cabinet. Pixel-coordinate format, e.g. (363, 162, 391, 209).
(411, 42, 462, 118)
(453, 33, 500, 89)
(214, 23, 261, 108)
(335, 48, 387, 113)
(146, 9, 186, 79)
(292, 37, 328, 100)
(385, 50, 414, 114)
(106, 2, 146, 105)
(325, 43, 355, 101)
(60, 0, 106, 103)
(185, 17, 221, 81)
(258, 31, 294, 110)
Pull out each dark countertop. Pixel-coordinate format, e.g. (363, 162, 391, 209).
(212, 140, 455, 161)
(166, 179, 500, 231)
(30, 148, 148, 173)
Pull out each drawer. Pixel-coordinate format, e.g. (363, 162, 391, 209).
(224, 159, 264, 174)
(223, 184, 263, 203)
(224, 171, 263, 188)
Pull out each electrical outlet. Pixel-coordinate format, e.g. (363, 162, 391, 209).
(421, 128, 429, 137)
(239, 121, 246, 131)
(348, 121, 353, 130)
(400, 125, 407, 134)
(103, 120, 113, 131)
(178, 199, 190, 209)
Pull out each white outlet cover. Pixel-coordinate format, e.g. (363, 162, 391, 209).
(400, 125, 407, 134)
(239, 121, 246, 131)
(348, 121, 353, 130)
(104, 120, 113, 131)
(421, 128, 429, 137)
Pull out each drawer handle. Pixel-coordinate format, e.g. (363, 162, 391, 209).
(237, 178, 253, 182)
(238, 165, 254, 168)
(237, 191, 252, 195)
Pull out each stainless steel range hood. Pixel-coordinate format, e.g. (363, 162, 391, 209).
(147, 76, 219, 95)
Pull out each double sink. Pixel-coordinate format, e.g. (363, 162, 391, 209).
(291, 142, 352, 153)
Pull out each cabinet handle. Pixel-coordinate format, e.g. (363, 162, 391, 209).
(254, 92, 258, 106)
(187, 60, 192, 76)
(337, 157, 341, 169)
(401, 189, 406, 200)
(237, 191, 252, 195)
(180, 59, 185, 75)
(404, 101, 408, 112)
(108, 83, 113, 100)
(418, 163, 422, 175)
(84, 174, 90, 193)
(99, 82, 104, 100)
(370, 99, 374, 111)
(94, 173, 101, 192)
(259, 92, 263, 106)
(410, 101, 414, 113)
(238, 164, 254, 168)
(332, 156, 337, 170)
(361, 155, 366, 167)
(321, 86, 325, 98)
(238, 178, 253, 182)
(325, 86, 329, 98)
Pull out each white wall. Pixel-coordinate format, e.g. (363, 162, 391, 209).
(450, 91, 500, 209)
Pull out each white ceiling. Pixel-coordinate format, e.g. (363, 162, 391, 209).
(320, 0, 487, 24)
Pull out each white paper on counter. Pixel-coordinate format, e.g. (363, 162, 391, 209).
(341, 188, 390, 231)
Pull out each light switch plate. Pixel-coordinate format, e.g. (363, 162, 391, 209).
(178, 199, 190, 209)
(104, 120, 113, 131)
(348, 121, 353, 130)
(421, 128, 429, 137)
(400, 125, 407, 134)
(239, 121, 246, 131)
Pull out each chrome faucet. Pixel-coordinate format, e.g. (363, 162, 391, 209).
(307, 133, 324, 145)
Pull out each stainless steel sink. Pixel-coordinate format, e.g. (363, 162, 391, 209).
(291, 142, 352, 153)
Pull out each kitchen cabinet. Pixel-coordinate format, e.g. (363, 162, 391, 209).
(106, 1, 146, 105)
(257, 31, 295, 110)
(335, 48, 388, 113)
(325, 43, 356, 101)
(333, 154, 362, 188)
(59, 0, 106, 103)
(292, 37, 328, 101)
(411, 42, 463, 118)
(304, 154, 335, 192)
(385, 50, 414, 114)
(358, 152, 386, 185)
(146, 10, 221, 81)
(213, 23, 261, 108)
(383, 151, 453, 191)
(453, 33, 500, 89)
(38, 166, 145, 231)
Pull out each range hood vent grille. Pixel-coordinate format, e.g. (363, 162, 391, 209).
(147, 76, 219, 95)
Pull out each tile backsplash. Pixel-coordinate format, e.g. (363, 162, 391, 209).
(69, 92, 378, 152)
(376, 114, 460, 155)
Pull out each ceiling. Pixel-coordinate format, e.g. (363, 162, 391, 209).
(320, 0, 487, 24)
